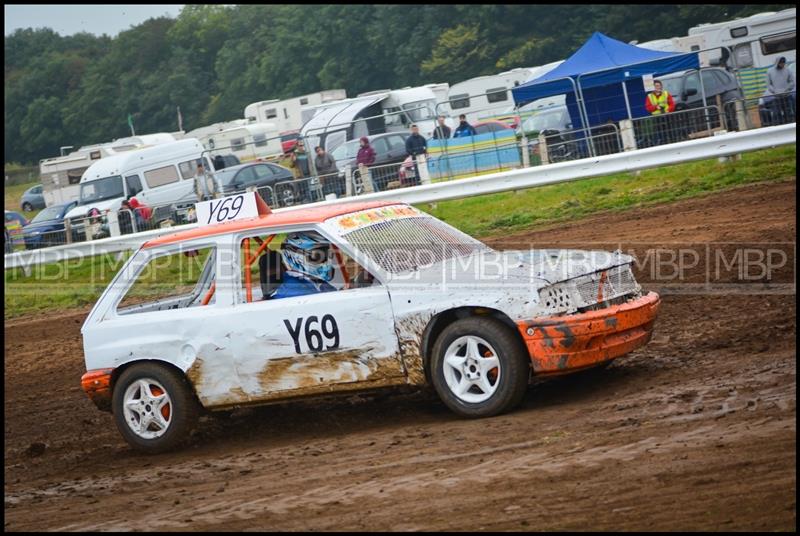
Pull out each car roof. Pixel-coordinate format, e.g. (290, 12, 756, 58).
(143, 200, 403, 248)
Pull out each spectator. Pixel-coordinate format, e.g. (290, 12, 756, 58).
(644, 80, 675, 116)
(453, 114, 477, 138)
(290, 139, 312, 202)
(433, 115, 451, 139)
(356, 136, 376, 166)
(314, 146, 342, 197)
(193, 162, 217, 202)
(128, 197, 152, 226)
(763, 56, 796, 125)
(86, 208, 109, 240)
(644, 80, 675, 146)
(405, 124, 427, 187)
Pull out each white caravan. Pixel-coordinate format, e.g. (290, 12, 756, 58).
(64, 138, 211, 222)
(199, 122, 283, 163)
(39, 133, 180, 207)
(244, 89, 347, 133)
(184, 119, 248, 143)
(673, 9, 796, 98)
(300, 85, 446, 151)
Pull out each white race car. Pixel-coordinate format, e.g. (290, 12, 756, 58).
(81, 195, 660, 452)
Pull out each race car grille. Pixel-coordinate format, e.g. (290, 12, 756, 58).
(575, 265, 638, 305)
(342, 216, 491, 273)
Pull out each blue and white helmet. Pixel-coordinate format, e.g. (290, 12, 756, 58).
(281, 232, 334, 282)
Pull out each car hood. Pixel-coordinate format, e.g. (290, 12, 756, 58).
(384, 248, 634, 289)
(65, 198, 123, 219)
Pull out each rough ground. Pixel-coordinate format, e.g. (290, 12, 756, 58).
(4, 180, 796, 531)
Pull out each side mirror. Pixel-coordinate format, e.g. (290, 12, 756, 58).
(685, 88, 698, 97)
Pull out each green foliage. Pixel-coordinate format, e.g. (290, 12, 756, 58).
(4, 4, 793, 165)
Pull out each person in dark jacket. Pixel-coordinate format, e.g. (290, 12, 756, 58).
(356, 136, 376, 166)
(405, 125, 427, 187)
(314, 146, 342, 198)
(433, 115, 451, 139)
(405, 124, 427, 157)
(453, 114, 477, 138)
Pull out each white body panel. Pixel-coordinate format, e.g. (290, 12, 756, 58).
(200, 123, 282, 162)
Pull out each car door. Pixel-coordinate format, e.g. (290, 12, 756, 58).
(209, 227, 406, 406)
(371, 137, 391, 165)
(385, 135, 410, 163)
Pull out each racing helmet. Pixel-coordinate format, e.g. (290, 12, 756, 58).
(281, 232, 334, 282)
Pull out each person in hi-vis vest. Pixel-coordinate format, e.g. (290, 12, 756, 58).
(644, 80, 676, 145)
(644, 80, 675, 115)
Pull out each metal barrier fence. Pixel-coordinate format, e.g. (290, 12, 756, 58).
(724, 91, 797, 131)
(630, 105, 725, 148)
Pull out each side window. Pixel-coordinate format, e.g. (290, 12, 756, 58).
(125, 174, 143, 197)
(684, 73, 700, 96)
(253, 133, 267, 148)
(450, 94, 470, 109)
(371, 138, 389, 154)
(264, 108, 277, 120)
(231, 138, 245, 152)
(387, 136, 407, 151)
(33, 186, 43, 194)
(178, 158, 203, 179)
(760, 32, 795, 56)
(117, 246, 217, 315)
(486, 87, 508, 103)
(236, 167, 258, 185)
(239, 230, 379, 304)
(144, 165, 180, 188)
(701, 70, 721, 95)
(713, 70, 732, 88)
(253, 165, 274, 180)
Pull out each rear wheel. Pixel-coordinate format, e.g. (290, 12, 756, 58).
(112, 362, 199, 453)
(431, 317, 530, 418)
(22, 202, 32, 212)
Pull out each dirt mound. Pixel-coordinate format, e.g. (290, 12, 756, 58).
(4, 180, 795, 531)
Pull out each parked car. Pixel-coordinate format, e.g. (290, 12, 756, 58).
(21, 201, 78, 249)
(213, 162, 294, 206)
(280, 130, 300, 154)
(79, 198, 661, 453)
(20, 184, 46, 212)
(660, 68, 744, 111)
(5, 210, 28, 253)
(473, 120, 515, 136)
(329, 132, 411, 192)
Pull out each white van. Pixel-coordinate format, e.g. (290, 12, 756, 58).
(64, 138, 211, 222)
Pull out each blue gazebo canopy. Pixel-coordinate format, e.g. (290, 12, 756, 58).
(512, 32, 700, 106)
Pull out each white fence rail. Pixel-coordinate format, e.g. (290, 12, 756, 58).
(5, 123, 795, 271)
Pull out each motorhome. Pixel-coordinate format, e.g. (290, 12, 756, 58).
(39, 133, 180, 207)
(198, 122, 283, 163)
(678, 8, 796, 98)
(64, 138, 211, 224)
(244, 89, 347, 133)
(445, 62, 564, 125)
(300, 85, 447, 152)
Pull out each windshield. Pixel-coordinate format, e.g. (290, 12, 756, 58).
(660, 76, 683, 97)
(523, 107, 569, 133)
(79, 175, 124, 204)
(331, 140, 360, 163)
(328, 205, 492, 274)
(402, 99, 436, 122)
(30, 206, 63, 223)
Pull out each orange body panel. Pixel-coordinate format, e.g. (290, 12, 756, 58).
(81, 368, 115, 411)
(144, 200, 400, 248)
(517, 292, 661, 375)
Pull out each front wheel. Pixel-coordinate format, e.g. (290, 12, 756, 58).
(430, 317, 530, 418)
(22, 202, 32, 212)
(112, 362, 199, 453)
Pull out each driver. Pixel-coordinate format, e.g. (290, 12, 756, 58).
(270, 232, 337, 299)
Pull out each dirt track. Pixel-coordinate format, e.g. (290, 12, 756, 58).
(4, 180, 796, 531)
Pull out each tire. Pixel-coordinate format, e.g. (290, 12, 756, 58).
(430, 316, 530, 418)
(112, 362, 199, 453)
(22, 202, 32, 212)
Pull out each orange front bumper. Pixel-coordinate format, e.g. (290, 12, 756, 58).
(81, 368, 114, 412)
(517, 292, 661, 375)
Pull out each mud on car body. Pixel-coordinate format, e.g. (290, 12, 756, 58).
(80, 196, 660, 452)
